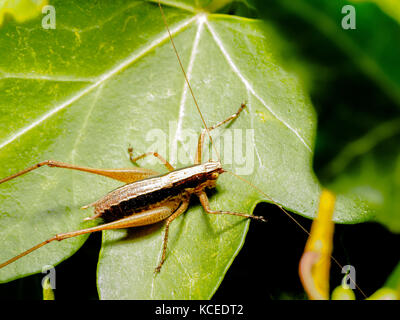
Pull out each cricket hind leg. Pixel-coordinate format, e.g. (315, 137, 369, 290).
(0, 160, 159, 185)
(0, 202, 179, 271)
(195, 103, 247, 164)
(197, 191, 266, 222)
(0, 160, 161, 221)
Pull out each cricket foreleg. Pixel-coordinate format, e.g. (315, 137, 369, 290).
(128, 147, 175, 171)
(197, 191, 267, 222)
(195, 103, 247, 164)
(0, 160, 159, 185)
(155, 194, 190, 273)
(0, 205, 177, 270)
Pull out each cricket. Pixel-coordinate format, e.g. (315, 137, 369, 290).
(0, 1, 362, 299)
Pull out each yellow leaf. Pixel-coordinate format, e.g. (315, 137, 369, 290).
(42, 277, 55, 300)
(299, 189, 336, 300)
(331, 285, 356, 300)
(0, 0, 48, 26)
(367, 287, 398, 300)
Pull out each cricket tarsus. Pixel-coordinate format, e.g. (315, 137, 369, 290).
(198, 191, 267, 222)
(195, 103, 246, 163)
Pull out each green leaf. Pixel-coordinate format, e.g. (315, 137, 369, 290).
(0, 0, 48, 25)
(385, 261, 400, 292)
(251, 1, 400, 224)
(268, 0, 400, 107)
(325, 118, 400, 232)
(0, 0, 375, 299)
(351, 0, 400, 25)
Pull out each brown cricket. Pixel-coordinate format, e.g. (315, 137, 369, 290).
(0, 102, 265, 273)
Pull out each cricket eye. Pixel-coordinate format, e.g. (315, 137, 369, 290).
(211, 172, 219, 180)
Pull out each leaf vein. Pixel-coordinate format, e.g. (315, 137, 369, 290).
(204, 20, 312, 152)
(0, 15, 197, 151)
(174, 15, 205, 164)
(0, 72, 95, 82)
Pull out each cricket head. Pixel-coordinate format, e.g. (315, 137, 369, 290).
(202, 160, 225, 189)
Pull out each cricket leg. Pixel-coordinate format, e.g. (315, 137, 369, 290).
(197, 191, 266, 222)
(128, 147, 175, 171)
(155, 194, 190, 273)
(0, 202, 180, 270)
(195, 103, 247, 164)
(0, 160, 159, 185)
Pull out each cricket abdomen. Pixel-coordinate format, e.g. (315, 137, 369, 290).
(101, 192, 186, 222)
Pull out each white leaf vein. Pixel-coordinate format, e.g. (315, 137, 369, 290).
(0, 15, 197, 150)
(204, 20, 312, 152)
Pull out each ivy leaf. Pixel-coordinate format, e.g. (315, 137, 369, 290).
(0, 0, 373, 298)
(386, 261, 400, 292)
(325, 118, 400, 233)
(260, 0, 400, 107)
(351, 0, 400, 26)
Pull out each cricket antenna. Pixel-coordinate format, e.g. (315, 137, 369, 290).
(157, 1, 221, 163)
